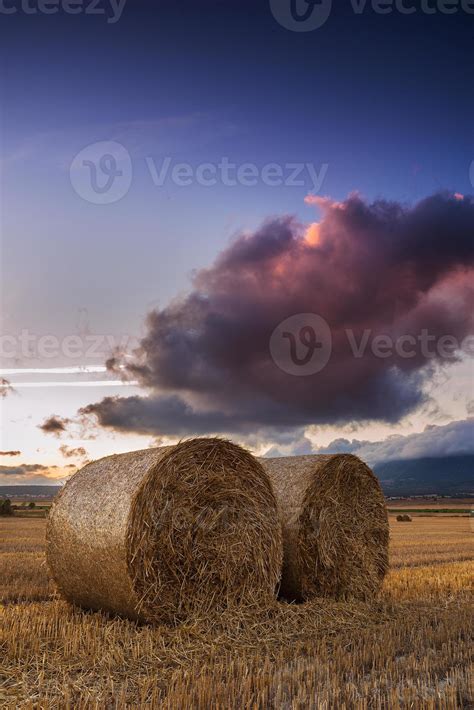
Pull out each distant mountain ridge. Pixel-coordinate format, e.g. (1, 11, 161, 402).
(373, 455, 473, 497)
(1, 454, 472, 498)
(0, 485, 62, 498)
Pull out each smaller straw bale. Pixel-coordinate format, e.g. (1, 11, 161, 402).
(260, 453, 389, 602)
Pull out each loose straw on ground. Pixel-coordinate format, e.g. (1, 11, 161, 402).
(260, 454, 389, 602)
(47, 438, 282, 623)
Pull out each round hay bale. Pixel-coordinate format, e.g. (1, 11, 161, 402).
(259, 454, 389, 602)
(47, 438, 282, 623)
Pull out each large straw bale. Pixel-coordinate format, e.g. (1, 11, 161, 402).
(260, 454, 389, 602)
(47, 438, 282, 623)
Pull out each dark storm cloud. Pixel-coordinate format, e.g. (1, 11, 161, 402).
(79, 394, 307, 437)
(0, 451, 21, 457)
(0, 379, 15, 398)
(39, 415, 71, 436)
(0, 463, 57, 477)
(82, 193, 474, 437)
(59, 445, 88, 459)
(105, 356, 120, 372)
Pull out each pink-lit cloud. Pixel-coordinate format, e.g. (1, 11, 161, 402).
(55, 192, 473, 440)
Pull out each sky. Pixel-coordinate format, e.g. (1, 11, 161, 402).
(0, 0, 473, 483)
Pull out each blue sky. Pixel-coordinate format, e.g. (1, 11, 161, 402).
(0, 0, 473, 481)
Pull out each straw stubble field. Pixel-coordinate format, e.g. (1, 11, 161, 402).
(1, 513, 473, 708)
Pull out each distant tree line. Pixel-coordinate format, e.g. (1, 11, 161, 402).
(0, 499, 37, 516)
(0, 499, 13, 516)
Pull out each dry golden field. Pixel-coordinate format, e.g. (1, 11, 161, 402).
(1, 513, 473, 708)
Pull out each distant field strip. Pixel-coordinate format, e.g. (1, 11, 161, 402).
(389, 516, 473, 568)
(388, 508, 471, 514)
